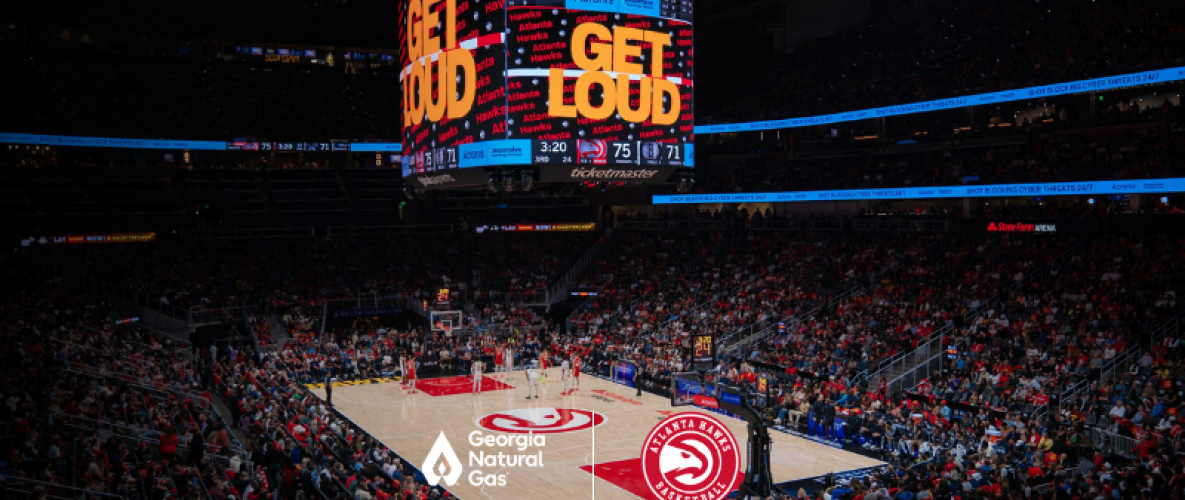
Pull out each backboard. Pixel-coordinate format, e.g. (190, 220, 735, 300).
(429, 310, 463, 333)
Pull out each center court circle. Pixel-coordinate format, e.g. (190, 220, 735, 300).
(641, 412, 741, 500)
(475, 408, 606, 434)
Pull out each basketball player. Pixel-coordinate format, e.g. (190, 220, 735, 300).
(571, 356, 581, 391)
(503, 346, 515, 383)
(471, 358, 485, 394)
(494, 347, 505, 380)
(525, 367, 540, 399)
(406, 360, 417, 393)
(538, 353, 550, 384)
(560, 358, 572, 395)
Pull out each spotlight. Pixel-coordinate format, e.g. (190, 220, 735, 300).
(488, 172, 499, 193)
(676, 172, 696, 193)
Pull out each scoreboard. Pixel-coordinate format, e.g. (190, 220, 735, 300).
(399, 0, 694, 188)
(225, 141, 347, 152)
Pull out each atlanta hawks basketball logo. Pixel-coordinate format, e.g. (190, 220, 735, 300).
(641, 413, 741, 500)
(476, 408, 605, 434)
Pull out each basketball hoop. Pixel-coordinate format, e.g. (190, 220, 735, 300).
(443, 325, 454, 337)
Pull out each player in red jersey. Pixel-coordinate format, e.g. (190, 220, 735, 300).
(406, 361, 417, 393)
(495, 348, 505, 380)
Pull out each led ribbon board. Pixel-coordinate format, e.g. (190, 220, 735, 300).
(653, 178, 1185, 204)
(0, 133, 403, 152)
(695, 65, 1185, 134)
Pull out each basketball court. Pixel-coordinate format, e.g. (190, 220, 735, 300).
(309, 371, 883, 500)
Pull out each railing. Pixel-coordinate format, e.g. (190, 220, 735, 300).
(64, 367, 213, 409)
(324, 292, 416, 311)
(566, 293, 596, 333)
(616, 220, 735, 231)
(879, 334, 947, 396)
(327, 223, 454, 236)
(187, 304, 258, 329)
(470, 288, 550, 307)
(868, 240, 1083, 388)
(1087, 427, 1139, 457)
(181, 226, 315, 239)
(548, 233, 610, 304)
(863, 323, 951, 386)
(1045, 309, 1183, 421)
(719, 316, 788, 357)
(1149, 307, 1185, 349)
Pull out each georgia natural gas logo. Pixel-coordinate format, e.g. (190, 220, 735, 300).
(422, 408, 604, 488)
(641, 413, 741, 500)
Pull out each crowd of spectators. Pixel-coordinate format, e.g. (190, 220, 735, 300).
(7, 222, 1185, 500)
(702, 129, 1185, 196)
(604, 232, 1185, 500)
(0, 262, 253, 500)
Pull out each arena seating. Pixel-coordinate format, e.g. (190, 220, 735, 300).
(7, 222, 1185, 500)
(703, 129, 1185, 196)
(711, 0, 1185, 124)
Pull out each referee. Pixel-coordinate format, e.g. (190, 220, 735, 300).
(633, 364, 642, 397)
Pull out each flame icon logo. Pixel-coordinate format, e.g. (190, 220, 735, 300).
(422, 432, 462, 487)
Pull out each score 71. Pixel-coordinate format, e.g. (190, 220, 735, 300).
(664, 144, 680, 160)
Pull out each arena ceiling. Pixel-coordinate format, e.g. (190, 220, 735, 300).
(8, 0, 781, 48)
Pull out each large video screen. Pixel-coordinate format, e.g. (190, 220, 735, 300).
(400, 0, 694, 184)
(399, 0, 507, 175)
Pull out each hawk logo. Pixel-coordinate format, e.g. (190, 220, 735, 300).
(641, 413, 741, 500)
(476, 408, 605, 434)
(422, 432, 462, 487)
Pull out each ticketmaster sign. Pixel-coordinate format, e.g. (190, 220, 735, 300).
(652, 178, 1185, 204)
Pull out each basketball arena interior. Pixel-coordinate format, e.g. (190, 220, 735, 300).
(3, 1, 1185, 499)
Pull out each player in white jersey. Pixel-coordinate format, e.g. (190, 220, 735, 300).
(471, 359, 485, 394)
(560, 359, 572, 394)
(571, 357, 582, 391)
(525, 367, 540, 399)
(503, 347, 515, 382)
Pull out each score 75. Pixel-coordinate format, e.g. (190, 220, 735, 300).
(613, 143, 632, 159)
